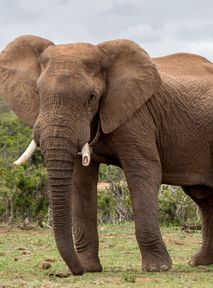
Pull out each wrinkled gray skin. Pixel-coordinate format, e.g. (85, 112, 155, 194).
(0, 35, 212, 275)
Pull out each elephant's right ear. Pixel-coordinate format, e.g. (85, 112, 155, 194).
(0, 35, 54, 126)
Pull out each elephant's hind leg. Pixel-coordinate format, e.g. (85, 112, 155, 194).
(72, 159, 102, 272)
(183, 185, 213, 266)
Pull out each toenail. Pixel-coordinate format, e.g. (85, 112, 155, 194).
(150, 265, 158, 272)
(189, 260, 196, 266)
(160, 265, 169, 271)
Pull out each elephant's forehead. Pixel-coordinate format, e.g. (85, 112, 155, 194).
(44, 43, 101, 60)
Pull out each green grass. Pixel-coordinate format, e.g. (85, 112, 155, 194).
(0, 222, 213, 287)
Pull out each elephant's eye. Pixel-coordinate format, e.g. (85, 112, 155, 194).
(88, 94, 96, 105)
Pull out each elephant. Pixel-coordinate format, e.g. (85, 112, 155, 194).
(0, 35, 212, 275)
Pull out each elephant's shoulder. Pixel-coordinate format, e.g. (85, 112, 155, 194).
(153, 53, 213, 78)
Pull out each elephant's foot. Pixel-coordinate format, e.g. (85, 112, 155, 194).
(78, 254, 103, 273)
(142, 249, 172, 272)
(189, 247, 213, 266)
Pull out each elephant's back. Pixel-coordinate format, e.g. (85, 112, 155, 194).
(153, 53, 213, 79)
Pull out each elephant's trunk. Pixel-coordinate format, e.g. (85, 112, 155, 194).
(41, 136, 84, 275)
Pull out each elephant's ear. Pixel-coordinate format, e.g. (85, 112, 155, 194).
(0, 35, 54, 126)
(98, 40, 161, 134)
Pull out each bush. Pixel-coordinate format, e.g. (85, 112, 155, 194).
(98, 165, 200, 226)
(0, 166, 48, 223)
(98, 166, 132, 223)
(0, 112, 49, 224)
(159, 185, 199, 226)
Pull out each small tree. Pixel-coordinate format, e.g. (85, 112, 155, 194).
(0, 165, 48, 223)
(98, 165, 132, 223)
(0, 112, 49, 224)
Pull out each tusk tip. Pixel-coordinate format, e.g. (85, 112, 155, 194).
(13, 161, 22, 166)
(13, 140, 37, 167)
(81, 143, 91, 166)
(82, 156, 90, 166)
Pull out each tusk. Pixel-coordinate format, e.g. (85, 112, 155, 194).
(13, 140, 37, 166)
(81, 143, 91, 166)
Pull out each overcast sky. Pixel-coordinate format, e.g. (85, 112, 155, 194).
(0, 0, 213, 60)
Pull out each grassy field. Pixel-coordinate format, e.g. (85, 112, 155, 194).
(0, 222, 213, 288)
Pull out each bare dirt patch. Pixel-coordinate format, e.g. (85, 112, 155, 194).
(0, 227, 10, 235)
(97, 182, 110, 190)
(101, 233, 134, 239)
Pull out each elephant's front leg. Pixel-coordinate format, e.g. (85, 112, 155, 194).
(126, 164, 172, 272)
(121, 153, 172, 272)
(72, 159, 102, 272)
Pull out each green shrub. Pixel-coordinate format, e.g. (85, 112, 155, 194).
(98, 189, 117, 223)
(159, 185, 199, 226)
(98, 166, 200, 226)
(0, 112, 49, 223)
(98, 166, 132, 223)
(0, 165, 48, 223)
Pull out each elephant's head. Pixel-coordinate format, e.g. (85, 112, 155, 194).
(0, 35, 161, 275)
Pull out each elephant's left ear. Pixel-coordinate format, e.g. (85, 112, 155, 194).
(98, 40, 161, 134)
